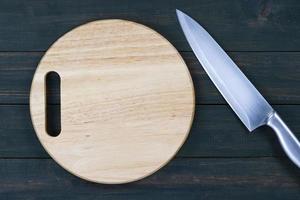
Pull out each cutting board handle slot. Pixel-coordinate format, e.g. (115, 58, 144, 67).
(45, 71, 61, 137)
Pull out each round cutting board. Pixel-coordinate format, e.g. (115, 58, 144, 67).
(30, 19, 195, 184)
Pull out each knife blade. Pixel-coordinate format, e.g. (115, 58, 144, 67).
(176, 9, 300, 167)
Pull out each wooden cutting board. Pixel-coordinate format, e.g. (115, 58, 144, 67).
(30, 19, 195, 184)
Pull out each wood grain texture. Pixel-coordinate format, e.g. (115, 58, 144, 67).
(0, 158, 299, 200)
(0, 105, 299, 158)
(1, 52, 300, 105)
(0, 0, 300, 51)
(0, 0, 299, 198)
(30, 20, 194, 183)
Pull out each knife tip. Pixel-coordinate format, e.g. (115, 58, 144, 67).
(176, 9, 183, 17)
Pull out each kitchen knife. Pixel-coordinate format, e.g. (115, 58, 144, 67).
(176, 9, 300, 167)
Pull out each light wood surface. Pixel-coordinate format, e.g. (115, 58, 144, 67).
(30, 19, 195, 184)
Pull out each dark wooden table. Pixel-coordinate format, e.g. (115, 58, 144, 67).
(1, 0, 300, 199)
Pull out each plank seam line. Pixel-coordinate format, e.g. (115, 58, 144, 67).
(0, 51, 300, 53)
(175, 156, 284, 159)
(0, 156, 287, 160)
(0, 103, 300, 106)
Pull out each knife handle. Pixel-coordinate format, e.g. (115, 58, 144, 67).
(267, 112, 300, 168)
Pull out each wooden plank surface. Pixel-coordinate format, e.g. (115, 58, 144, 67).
(0, 158, 299, 200)
(0, 0, 300, 51)
(0, 0, 300, 199)
(0, 105, 298, 158)
(1, 52, 300, 105)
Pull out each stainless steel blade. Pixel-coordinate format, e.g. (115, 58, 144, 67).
(176, 9, 273, 131)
